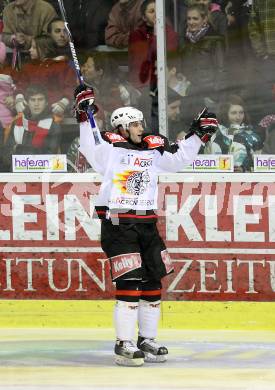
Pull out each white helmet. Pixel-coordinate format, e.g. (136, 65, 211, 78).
(110, 106, 143, 130)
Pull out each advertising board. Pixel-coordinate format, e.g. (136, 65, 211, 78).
(0, 173, 275, 301)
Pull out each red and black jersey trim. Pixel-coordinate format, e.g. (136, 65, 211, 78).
(101, 131, 177, 154)
(94, 206, 158, 223)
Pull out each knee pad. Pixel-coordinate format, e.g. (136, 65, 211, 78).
(140, 280, 162, 302)
(116, 279, 142, 302)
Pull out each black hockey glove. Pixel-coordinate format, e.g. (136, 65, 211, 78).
(186, 108, 218, 143)
(74, 84, 98, 123)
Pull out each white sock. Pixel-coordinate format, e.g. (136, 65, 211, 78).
(114, 300, 138, 341)
(138, 299, 161, 339)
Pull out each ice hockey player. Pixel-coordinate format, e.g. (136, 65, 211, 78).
(74, 84, 218, 366)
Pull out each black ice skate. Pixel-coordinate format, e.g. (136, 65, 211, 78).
(137, 336, 168, 363)
(114, 340, 145, 366)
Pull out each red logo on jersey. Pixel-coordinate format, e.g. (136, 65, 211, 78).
(134, 157, 153, 167)
(104, 132, 127, 143)
(143, 135, 164, 149)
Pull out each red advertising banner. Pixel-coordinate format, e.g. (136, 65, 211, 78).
(1, 174, 275, 301)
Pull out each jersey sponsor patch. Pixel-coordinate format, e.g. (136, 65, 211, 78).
(110, 252, 142, 280)
(161, 249, 174, 274)
(143, 135, 165, 149)
(104, 132, 127, 143)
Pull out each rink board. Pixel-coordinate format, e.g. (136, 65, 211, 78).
(1, 300, 275, 329)
(1, 173, 275, 301)
(1, 173, 275, 328)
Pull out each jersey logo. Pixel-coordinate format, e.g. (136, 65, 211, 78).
(104, 132, 127, 143)
(143, 135, 164, 148)
(113, 170, 150, 195)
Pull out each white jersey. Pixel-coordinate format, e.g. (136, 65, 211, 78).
(79, 121, 201, 223)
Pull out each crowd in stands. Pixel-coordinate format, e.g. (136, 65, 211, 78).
(0, 0, 274, 173)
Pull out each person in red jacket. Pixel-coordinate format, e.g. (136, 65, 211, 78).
(13, 35, 77, 119)
(128, 0, 178, 91)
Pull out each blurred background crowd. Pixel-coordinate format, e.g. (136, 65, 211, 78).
(0, 0, 274, 172)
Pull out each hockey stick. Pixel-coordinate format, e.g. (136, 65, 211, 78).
(57, 0, 101, 145)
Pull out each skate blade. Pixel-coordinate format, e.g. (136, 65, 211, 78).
(144, 352, 167, 363)
(115, 355, 144, 367)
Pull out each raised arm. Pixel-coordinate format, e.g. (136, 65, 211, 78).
(74, 85, 112, 175)
(155, 134, 202, 173)
(156, 109, 218, 173)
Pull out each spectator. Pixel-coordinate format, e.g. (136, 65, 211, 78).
(128, 0, 178, 91)
(105, 0, 144, 49)
(45, 0, 60, 15)
(81, 0, 116, 49)
(0, 1, 13, 33)
(248, 0, 275, 118)
(166, 0, 189, 47)
(193, 0, 227, 36)
(167, 51, 191, 97)
(1, 0, 57, 50)
(220, 1, 253, 102)
(262, 123, 275, 154)
(180, 4, 227, 104)
(81, 52, 114, 97)
(256, 102, 275, 148)
(217, 94, 262, 171)
(51, 0, 85, 50)
(3, 84, 61, 171)
(13, 35, 77, 119)
(225, 0, 252, 57)
(166, 87, 183, 142)
(257, 107, 275, 148)
(0, 39, 15, 171)
(0, 41, 15, 130)
(140, 86, 183, 138)
(67, 116, 104, 173)
(80, 52, 140, 122)
(47, 18, 70, 57)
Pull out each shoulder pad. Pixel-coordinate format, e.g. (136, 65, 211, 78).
(102, 131, 127, 143)
(143, 135, 165, 149)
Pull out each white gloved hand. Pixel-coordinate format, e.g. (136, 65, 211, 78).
(51, 98, 70, 114)
(15, 94, 27, 113)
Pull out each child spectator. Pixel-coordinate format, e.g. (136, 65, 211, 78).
(128, 0, 178, 91)
(1, 0, 57, 50)
(3, 84, 61, 171)
(13, 35, 77, 119)
(105, 0, 144, 49)
(0, 41, 15, 129)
